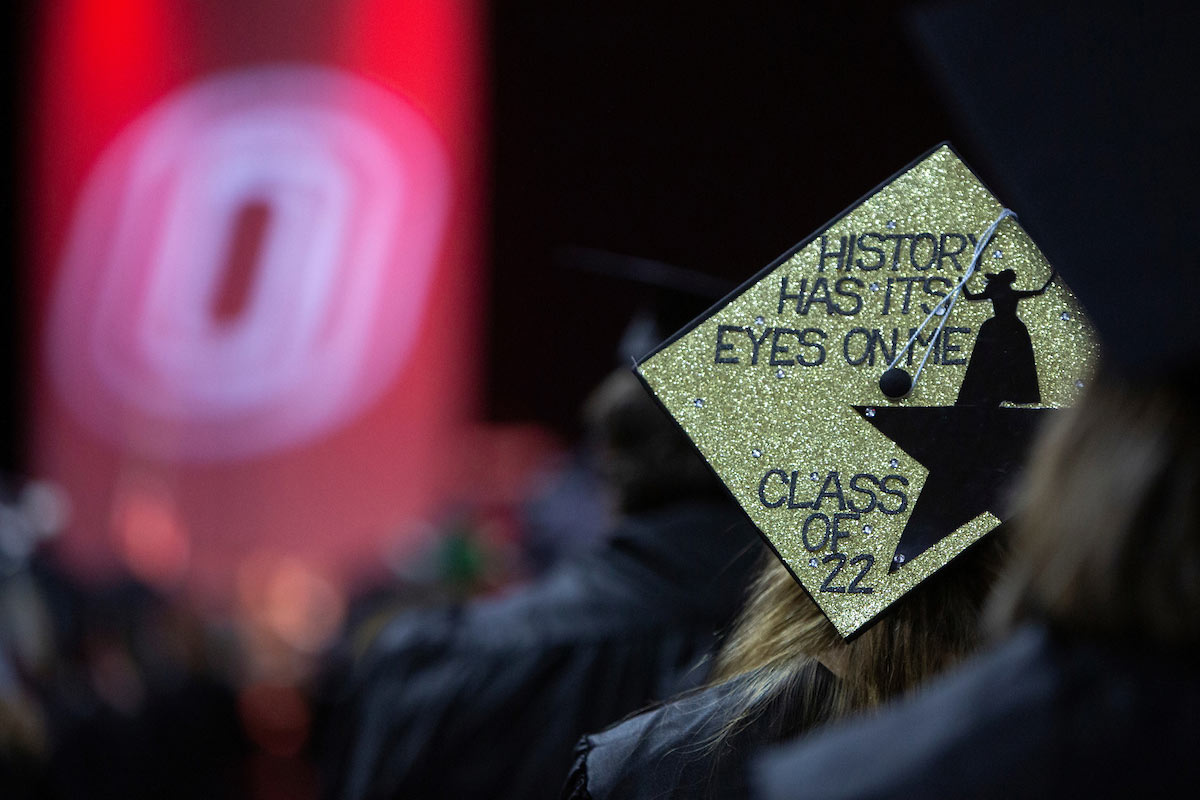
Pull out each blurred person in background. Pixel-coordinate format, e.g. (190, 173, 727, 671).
(320, 366, 765, 800)
(0, 480, 250, 799)
(43, 582, 249, 800)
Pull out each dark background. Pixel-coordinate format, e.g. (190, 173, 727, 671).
(486, 1, 958, 435)
(0, 1, 962, 470)
(1, 2, 34, 476)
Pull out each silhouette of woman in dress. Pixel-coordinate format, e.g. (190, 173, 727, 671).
(956, 268, 1055, 406)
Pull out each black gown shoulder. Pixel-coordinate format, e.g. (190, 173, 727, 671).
(564, 660, 837, 800)
(323, 500, 763, 800)
(753, 624, 1200, 799)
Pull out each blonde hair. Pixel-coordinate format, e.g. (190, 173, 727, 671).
(987, 368, 1200, 648)
(711, 530, 1009, 740)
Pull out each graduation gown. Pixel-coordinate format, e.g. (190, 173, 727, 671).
(563, 661, 837, 800)
(752, 624, 1200, 799)
(323, 500, 763, 800)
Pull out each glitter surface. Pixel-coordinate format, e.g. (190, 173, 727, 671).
(637, 145, 1100, 637)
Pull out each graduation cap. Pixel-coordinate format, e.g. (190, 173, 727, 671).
(635, 144, 1099, 637)
(555, 245, 736, 363)
(908, 0, 1198, 373)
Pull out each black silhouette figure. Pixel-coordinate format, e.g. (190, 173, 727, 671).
(956, 268, 1055, 406)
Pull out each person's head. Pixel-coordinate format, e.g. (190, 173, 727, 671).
(713, 529, 1010, 730)
(583, 368, 726, 513)
(984, 268, 1016, 286)
(987, 364, 1200, 651)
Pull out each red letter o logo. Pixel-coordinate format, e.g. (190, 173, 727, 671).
(47, 66, 451, 461)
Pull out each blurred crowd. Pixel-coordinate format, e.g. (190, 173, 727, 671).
(0, 362, 757, 799)
(0, 440, 589, 796)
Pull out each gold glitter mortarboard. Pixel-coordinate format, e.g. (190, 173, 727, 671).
(636, 143, 1100, 637)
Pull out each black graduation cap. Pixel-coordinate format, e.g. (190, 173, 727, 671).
(909, 0, 1199, 373)
(555, 245, 735, 363)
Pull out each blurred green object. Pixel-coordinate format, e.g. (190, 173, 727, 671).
(435, 525, 489, 595)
